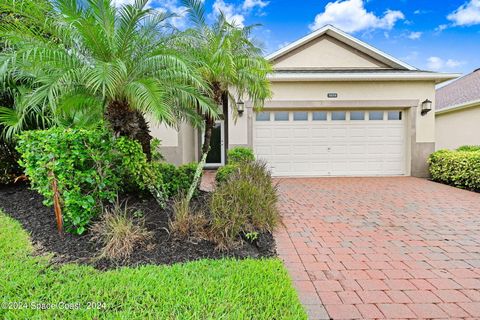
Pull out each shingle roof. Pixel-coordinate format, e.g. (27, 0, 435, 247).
(436, 68, 480, 110)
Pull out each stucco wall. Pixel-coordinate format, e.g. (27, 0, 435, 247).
(436, 105, 480, 150)
(151, 121, 197, 165)
(273, 35, 389, 70)
(150, 122, 178, 147)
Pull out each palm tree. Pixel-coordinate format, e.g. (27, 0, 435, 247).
(178, 0, 272, 153)
(0, 0, 217, 159)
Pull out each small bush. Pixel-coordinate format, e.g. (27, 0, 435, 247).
(227, 147, 255, 164)
(154, 162, 200, 198)
(457, 145, 480, 152)
(91, 201, 153, 260)
(17, 128, 120, 234)
(428, 149, 480, 191)
(114, 137, 164, 194)
(169, 194, 208, 239)
(215, 164, 239, 183)
(210, 160, 279, 249)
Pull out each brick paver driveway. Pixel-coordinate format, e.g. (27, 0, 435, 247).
(275, 177, 480, 319)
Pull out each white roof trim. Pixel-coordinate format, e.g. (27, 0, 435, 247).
(436, 99, 480, 115)
(268, 72, 460, 83)
(266, 25, 418, 71)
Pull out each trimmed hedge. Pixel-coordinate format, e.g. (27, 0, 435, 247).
(428, 149, 480, 191)
(154, 162, 199, 198)
(227, 147, 255, 164)
(457, 145, 480, 152)
(216, 147, 255, 183)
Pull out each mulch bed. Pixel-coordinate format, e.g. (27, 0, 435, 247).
(0, 183, 276, 270)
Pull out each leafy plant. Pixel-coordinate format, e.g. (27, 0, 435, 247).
(428, 149, 480, 191)
(228, 147, 255, 164)
(154, 162, 200, 198)
(457, 145, 480, 152)
(244, 231, 259, 243)
(91, 200, 153, 260)
(114, 137, 166, 207)
(210, 160, 279, 249)
(151, 138, 165, 162)
(215, 164, 239, 183)
(17, 128, 120, 234)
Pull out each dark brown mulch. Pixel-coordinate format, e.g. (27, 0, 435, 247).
(0, 183, 276, 270)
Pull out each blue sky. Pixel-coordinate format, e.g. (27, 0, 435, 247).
(119, 0, 480, 75)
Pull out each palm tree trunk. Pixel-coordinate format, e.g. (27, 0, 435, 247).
(105, 100, 152, 160)
(202, 115, 214, 154)
(202, 88, 223, 154)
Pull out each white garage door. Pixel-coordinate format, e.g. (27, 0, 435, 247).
(253, 110, 406, 176)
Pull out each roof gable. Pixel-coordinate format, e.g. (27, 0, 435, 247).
(267, 25, 417, 71)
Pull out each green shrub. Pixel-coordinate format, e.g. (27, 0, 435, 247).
(227, 147, 255, 164)
(114, 137, 164, 193)
(210, 160, 279, 249)
(215, 164, 239, 183)
(457, 145, 480, 152)
(428, 149, 480, 191)
(154, 162, 199, 198)
(17, 128, 120, 234)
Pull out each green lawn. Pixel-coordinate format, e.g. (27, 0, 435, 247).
(0, 212, 306, 319)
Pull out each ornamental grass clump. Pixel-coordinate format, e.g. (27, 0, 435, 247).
(210, 160, 279, 249)
(91, 201, 153, 260)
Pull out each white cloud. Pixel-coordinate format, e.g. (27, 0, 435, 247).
(448, 0, 480, 26)
(407, 31, 422, 40)
(309, 0, 404, 32)
(242, 0, 269, 11)
(435, 24, 449, 32)
(213, 0, 245, 27)
(427, 56, 465, 71)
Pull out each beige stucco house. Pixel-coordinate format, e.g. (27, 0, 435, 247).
(154, 25, 458, 177)
(435, 68, 480, 150)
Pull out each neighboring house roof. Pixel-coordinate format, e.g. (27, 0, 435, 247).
(436, 68, 480, 114)
(266, 25, 459, 84)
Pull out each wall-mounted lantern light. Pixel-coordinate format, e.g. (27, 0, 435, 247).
(236, 99, 245, 116)
(421, 99, 432, 116)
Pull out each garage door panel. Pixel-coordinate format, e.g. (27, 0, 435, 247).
(273, 130, 292, 138)
(293, 146, 311, 155)
(293, 128, 309, 138)
(253, 110, 406, 177)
